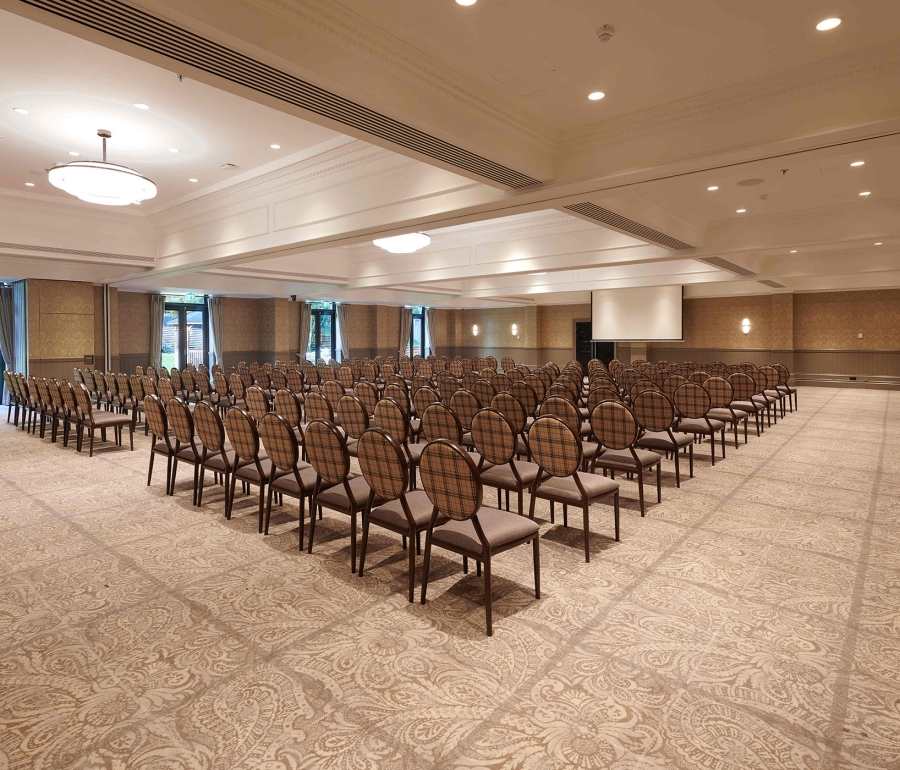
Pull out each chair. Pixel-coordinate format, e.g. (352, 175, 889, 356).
(633, 389, 694, 487)
(144, 395, 175, 492)
(706, 376, 748, 448)
(259, 413, 320, 545)
(419, 439, 540, 636)
(528, 415, 620, 562)
(539, 396, 598, 467)
(773, 363, 798, 411)
(728, 372, 765, 437)
(193, 401, 243, 509)
(449, 388, 480, 450)
(472, 407, 542, 516)
(673, 383, 726, 465)
(374, 396, 421, 484)
(589, 400, 662, 517)
(337, 394, 368, 457)
(357, 428, 444, 602)
(73, 382, 134, 456)
(471, 379, 496, 409)
(167, 397, 205, 504)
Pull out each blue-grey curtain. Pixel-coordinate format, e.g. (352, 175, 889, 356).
(208, 296, 224, 366)
(12, 281, 27, 376)
(149, 294, 165, 370)
(0, 286, 14, 403)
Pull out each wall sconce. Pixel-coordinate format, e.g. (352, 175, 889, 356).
(472, 324, 479, 337)
(741, 318, 751, 334)
(511, 323, 518, 336)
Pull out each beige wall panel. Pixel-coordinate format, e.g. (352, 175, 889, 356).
(118, 291, 151, 355)
(223, 297, 260, 352)
(93, 285, 105, 360)
(27, 280, 41, 359)
(39, 314, 94, 360)
(288, 299, 300, 353)
(770, 293, 794, 350)
(537, 304, 591, 348)
(376, 305, 400, 352)
(36, 279, 95, 316)
(257, 298, 277, 353)
(794, 289, 900, 350)
(349, 304, 377, 350)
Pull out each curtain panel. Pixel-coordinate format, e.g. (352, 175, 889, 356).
(424, 307, 435, 357)
(208, 296, 224, 366)
(336, 303, 350, 361)
(149, 294, 165, 370)
(0, 286, 14, 403)
(12, 281, 27, 376)
(297, 302, 311, 364)
(398, 307, 413, 358)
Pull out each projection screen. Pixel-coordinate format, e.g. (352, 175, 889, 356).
(591, 286, 684, 341)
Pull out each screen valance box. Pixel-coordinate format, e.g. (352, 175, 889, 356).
(591, 286, 684, 342)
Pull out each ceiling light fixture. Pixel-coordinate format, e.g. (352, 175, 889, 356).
(169, 148, 179, 153)
(816, 17, 842, 31)
(373, 232, 431, 253)
(859, 191, 871, 197)
(133, 103, 150, 110)
(736, 208, 747, 213)
(875, 242, 883, 246)
(189, 178, 198, 182)
(850, 161, 865, 167)
(707, 186, 719, 191)
(457, 0, 477, 6)
(47, 129, 157, 206)
(790, 250, 797, 253)
(13, 108, 29, 115)
(530, 272, 547, 276)
(270, 144, 281, 149)
(25, 182, 34, 187)
(68, 151, 80, 156)
(588, 91, 606, 101)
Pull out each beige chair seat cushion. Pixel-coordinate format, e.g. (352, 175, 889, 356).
(270, 465, 319, 497)
(537, 472, 619, 505)
(203, 448, 253, 473)
(234, 458, 289, 485)
(369, 490, 444, 531)
(636, 430, 693, 451)
(317, 475, 382, 512)
(677, 417, 726, 435)
(480, 460, 542, 490)
(85, 410, 131, 428)
(595, 448, 661, 469)
(431, 507, 540, 556)
(709, 407, 749, 423)
(731, 400, 764, 414)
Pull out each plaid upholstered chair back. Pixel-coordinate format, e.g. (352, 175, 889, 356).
(590, 400, 638, 451)
(399, 359, 414, 380)
(539, 395, 580, 436)
(143, 394, 168, 438)
(587, 386, 619, 412)
(384, 384, 410, 416)
(381, 363, 395, 379)
(439, 377, 460, 403)
(305, 419, 350, 484)
(245, 386, 270, 423)
(169, 369, 183, 391)
(490, 392, 526, 434)
(183, 369, 196, 392)
(421, 402, 463, 443)
(471, 408, 516, 466)
(274, 389, 303, 429)
(59, 381, 78, 411)
(471, 379, 496, 409)
(524, 373, 546, 401)
(728, 372, 755, 401)
(285, 369, 304, 392)
(350, 381, 375, 417)
(116, 373, 131, 399)
(302, 361, 319, 385)
(673, 382, 711, 420)
(546, 383, 576, 405)
(338, 367, 355, 388)
(688, 370, 710, 385)
(305, 392, 334, 422)
(357, 428, 409, 501)
(629, 380, 657, 402)
(256, 369, 272, 390)
(501, 356, 515, 372)
(413, 386, 440, 417)
(662, 374, 688, 402)
(318, 361, 333, 382)
(194, 402, 226, 453)
(420, 439, 482, 521)
(129, 374, 143, 400)
(72, 367, 84, 384)
(167, 398, 194, 444)
(337, 395, 369, 440)
(418, 360, 433, 380)
(411, 375, 429, 395)
(47, 379, 64, 408)
(102, 372, 116, 396)
(229, 373, 246, 399)
(259, 413, 300, 472)
(507, 368, 524, 382)
(705, 377, 733, 409)
(773, 363, 791, 386)
(322, 380, 344, 406)
(459, 372, 476, 391)
(142, 375, 158, 396)
(375, 397, 410, 444)
(632, 390, 676, 432)
(224, 408, 260, 462)
(760, 365, 779, 389)
(74, 382, 93, 414)
(529, 415, 582, 478)
(491, 372, 512, 392)
(449, 389, 479, 430)
(750, 367, 767, 395)
(213, 371, 229, 397)
(449, 359, 465, 378)
(271, 369, 288, 390)
(507, 381, 537, 415)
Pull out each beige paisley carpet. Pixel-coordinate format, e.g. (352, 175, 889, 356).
(1, 386, 898, 769)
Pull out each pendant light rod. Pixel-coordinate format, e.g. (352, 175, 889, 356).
(97, 129, 111, 162)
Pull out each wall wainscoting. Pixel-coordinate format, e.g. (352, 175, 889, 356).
(119, 354, 150, 374)
(28, 358, 86, 381)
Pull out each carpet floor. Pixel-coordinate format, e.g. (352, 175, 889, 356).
(0, 386, 898, 769)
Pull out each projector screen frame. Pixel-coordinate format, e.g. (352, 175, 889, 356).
(590, 285, 684, 342)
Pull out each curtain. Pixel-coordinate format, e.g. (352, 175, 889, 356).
(149, 294, 165, 370)
(398, 307, 413, 358)
(0, 286, 14, 403)
(12, 281, 27, 376)
(336, 303, 351, 361)
(424, 307, 435, 357)
(208, 296, 224, 366)
(298, 302, 311, 364)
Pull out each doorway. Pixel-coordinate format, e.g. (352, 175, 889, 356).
(162, 300, 208, 370)
(308, 302, 336, 362)
(575, 321, 593, 369)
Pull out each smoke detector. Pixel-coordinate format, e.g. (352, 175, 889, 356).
(597, 25, 615, 42)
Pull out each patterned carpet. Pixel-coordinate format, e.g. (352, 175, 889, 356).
(1, 386, 899, 769)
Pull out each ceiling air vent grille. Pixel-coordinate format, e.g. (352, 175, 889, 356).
(0, 242, 153, 263)
(758, 279, 786, 289)
(699, 256, 756, 276)
(22, 0, 540, 189)
(564, 202, 694, 250)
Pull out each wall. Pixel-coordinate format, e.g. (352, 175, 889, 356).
(376, 305, 401, 358)
(348, 304, 377, 358)
(221, 297, 260, 368)
(27, 279, 96, 380)
(118, 290, 152, 374)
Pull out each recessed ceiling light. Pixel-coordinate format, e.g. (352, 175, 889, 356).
(189, 178, 198, 182)
(373, 232, 431, 253)
(816, 17, 842, 31)
(13, 108, 29, 115)
(736, 209, 747, 213)
(790, 250, 797, 253)
(270, 144, 281, 149)
(25, 182, 35, 187)
(133, 103, 150, 110)
(850, 161, 865, 167)
(530, 272, 547, 276)
(456, 0, 477, 5)
(68, 151, 80, 156)
(169, 148, 179, 153)
(874, 242, 883, 246)
(859, 191, 871, 197)
(707, 186, 719, 191)
(588, 91, 606, 101)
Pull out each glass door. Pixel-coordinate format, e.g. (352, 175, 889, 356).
(308, 302, 336, 362)
(162, 308, 181, 371)
(164, 298, 208, 370)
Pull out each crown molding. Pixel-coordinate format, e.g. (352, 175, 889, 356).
(244, 0, 559, 151)
(0, 190, 152, 224)
(561, 40, 900, 152)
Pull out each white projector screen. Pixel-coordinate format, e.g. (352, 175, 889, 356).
(591, 286, 684, 341)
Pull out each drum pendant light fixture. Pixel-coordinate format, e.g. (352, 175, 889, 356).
(48, 129, 157, 206)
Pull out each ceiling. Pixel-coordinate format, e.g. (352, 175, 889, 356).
(0, 0, 899, 306)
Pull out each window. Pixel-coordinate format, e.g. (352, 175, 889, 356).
(162, 296, 209, 370)
(307, 301, 336, 362)
(406, 306, 424, 358)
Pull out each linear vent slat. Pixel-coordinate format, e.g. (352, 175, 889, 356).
(0, 241, 152, 263)
(22, 0, 540, 189)
(698, 256, 756, 276)
(563, 202, 694, 250)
